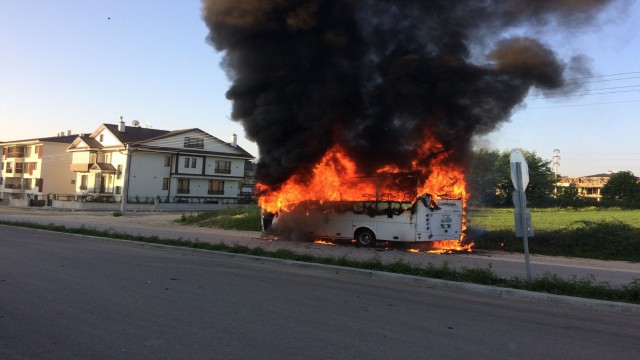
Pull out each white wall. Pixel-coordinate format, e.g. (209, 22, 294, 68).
(72, 151, 90, 164)
(176, 154, 204, 175)
(96, 128, 123, 147)
(127, 152, 172, 197)
(203, 157, 245, 178)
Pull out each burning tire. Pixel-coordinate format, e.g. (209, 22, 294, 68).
(355, 228, 376, 248)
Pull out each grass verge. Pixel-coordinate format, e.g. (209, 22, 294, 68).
(2, 219, 639, 305)
(470, 220, 640, 262)
(177, 206, 262, 231)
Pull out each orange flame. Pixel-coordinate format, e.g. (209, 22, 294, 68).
(258, 134, 471, 252)
(313, 240, 337, 246)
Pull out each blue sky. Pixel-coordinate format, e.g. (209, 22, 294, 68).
(1, 0, 638, 177)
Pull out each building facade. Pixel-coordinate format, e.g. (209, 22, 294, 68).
(1, 134, 77, 204)
(556, 172, 615, 200)
(66, 120, 254, 204)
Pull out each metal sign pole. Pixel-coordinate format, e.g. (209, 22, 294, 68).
(516, 162, 532, 281)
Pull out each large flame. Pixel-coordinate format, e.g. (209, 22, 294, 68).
(258, 135, 471, 251)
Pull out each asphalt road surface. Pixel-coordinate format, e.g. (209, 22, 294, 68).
(1, 226, 639, 359)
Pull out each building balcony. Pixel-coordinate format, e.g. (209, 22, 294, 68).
(70, 163, 91, 172)
(6, 152, 25, 158)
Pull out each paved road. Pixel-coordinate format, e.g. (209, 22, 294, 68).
(1, 226, 639, 359)
(0, 208, 638, 287)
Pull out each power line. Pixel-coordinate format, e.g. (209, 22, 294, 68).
(527, 98, 640, 109)
(564, 71, 640, 81)
(530, 88, 640, 100)
(528, 84, 640, 99)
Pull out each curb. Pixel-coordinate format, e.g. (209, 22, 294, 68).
(4, 223, 640, 315)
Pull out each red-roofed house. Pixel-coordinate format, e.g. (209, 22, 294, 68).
(65, 119, 254, 209)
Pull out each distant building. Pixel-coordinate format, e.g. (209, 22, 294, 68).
(1, 132, 78, 205)
(556, 172, 616, 200)
(66, 119, 254, 205)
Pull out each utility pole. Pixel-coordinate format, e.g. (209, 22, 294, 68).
(553, 149, 560, 196)
(120, 144, 133, 215)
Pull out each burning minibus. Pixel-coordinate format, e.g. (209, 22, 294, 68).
(262, 193, 463, 247)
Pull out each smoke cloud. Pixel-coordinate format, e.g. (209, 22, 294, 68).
(202, 0, 617, 188)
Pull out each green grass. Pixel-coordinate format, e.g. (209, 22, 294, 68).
(177, 206, 262, 231)
(467, 207, 640, 231)
(1, 219, 639, 304)
(467, 208, 640, 261)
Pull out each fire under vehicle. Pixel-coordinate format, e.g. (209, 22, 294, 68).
(262, 194, 463, 247)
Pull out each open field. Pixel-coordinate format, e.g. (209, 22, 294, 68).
(467, 207, 640, 231)
(467, 208, 640, 261)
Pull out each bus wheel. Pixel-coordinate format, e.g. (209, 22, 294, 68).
(355, 229, 376, 248)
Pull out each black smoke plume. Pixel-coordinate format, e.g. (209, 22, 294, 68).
(202, 0, 617, 188)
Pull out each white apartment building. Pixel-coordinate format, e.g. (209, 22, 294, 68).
(0, 133, 77, 204)
(66, 120, 254, 204)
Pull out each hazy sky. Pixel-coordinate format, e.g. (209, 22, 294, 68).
(1, 0, 638, 177)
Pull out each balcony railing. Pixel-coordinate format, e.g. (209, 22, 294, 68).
(208, 190, 224, 195)
(4, 183, 22, 189)
(176, 189, 190, 194)
(6, 151, 25, 158)
(70, 153, 111, 172)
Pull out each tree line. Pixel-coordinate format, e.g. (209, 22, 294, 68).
(466, 149, 640, 208)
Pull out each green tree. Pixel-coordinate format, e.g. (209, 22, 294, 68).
(520, 150, 555, 206)
(601, 171, 640, 202)
(466, 149, 504, 207)
(557, 183, 579, 206)
(468, 149, 555, 207)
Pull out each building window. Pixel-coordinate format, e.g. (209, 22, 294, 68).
(117, 165, 123, 180)
(184, 137, 204, 149)
(99, 134, 104, 142)
(208, 180, 224, 195)
(164, 156, 171, 167)
(0, 177, 3, 185)
(162, 178, 169, 190)
(80, 175, 88, 190)
(215, 160, 231, 174)
(184, 157, 190, 168)
(191, 158, 197, 168)
(71, 179, 76, 185)
(24, 179, 32, 190)
(15, 163, 23, 174)
(5, 162, 12, 173)
(115, 186, 121, 195)
(177, 179, 190, 194)
(25, 146, 32, 157)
